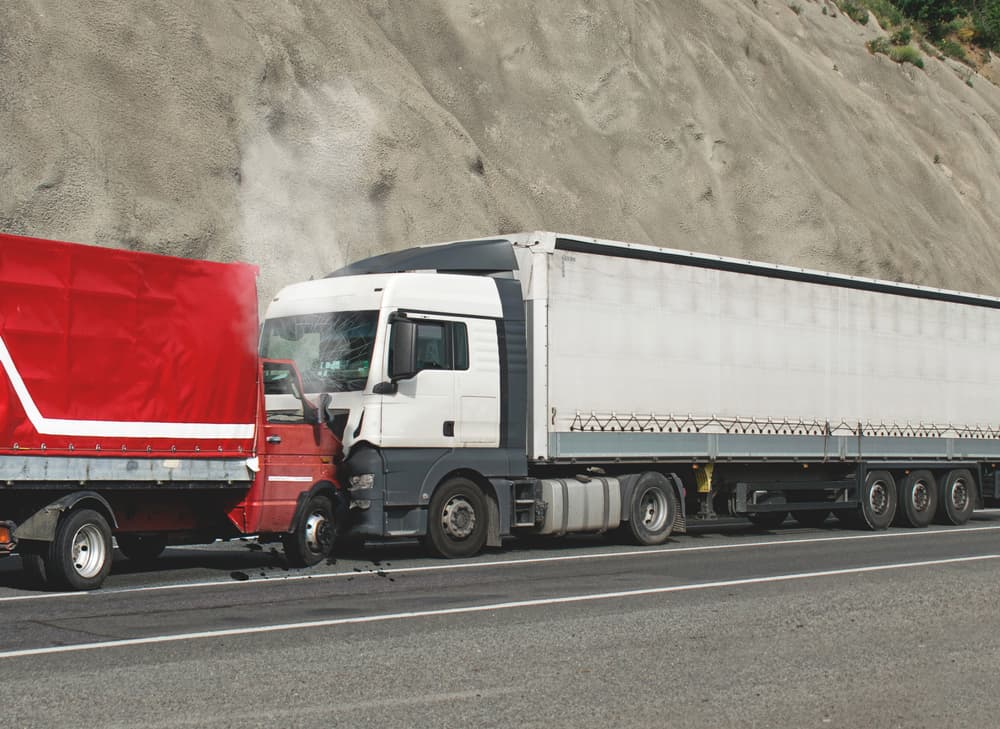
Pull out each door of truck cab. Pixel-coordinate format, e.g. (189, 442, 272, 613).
(252, 360, 339, 533)
(380, 313, 500, 448)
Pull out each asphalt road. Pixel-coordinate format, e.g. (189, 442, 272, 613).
(3, 514, 1000, 728)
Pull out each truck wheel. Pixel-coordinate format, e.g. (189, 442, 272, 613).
(116, 534, 168, 563)
(283, 494, 336, 567)
(424, 477, 488, 558)
(791, 510, 830, 528)
(895, 470, 937, 528)
(747, 511, 787, 529)
(937, 469, 976, 525)
(622, 473, 676, 545)
(49, 509, 113, 591)
(859, 471, 897, 530)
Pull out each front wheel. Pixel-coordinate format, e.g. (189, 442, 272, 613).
(423, 477, 488, 558)
(283, 494, 336, 567)
(49, 509, 114, 591)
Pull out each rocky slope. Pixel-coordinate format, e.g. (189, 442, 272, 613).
(2, 0, 999, 302)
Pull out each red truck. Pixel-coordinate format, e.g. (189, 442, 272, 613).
(0, 233, 345, 590)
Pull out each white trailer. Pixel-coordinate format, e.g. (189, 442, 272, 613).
(262, 232, 1000, 556)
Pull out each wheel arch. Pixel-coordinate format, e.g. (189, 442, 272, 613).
(288, 479, 344, 534)
(13, 491, 118, 543)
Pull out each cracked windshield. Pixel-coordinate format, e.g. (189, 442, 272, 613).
(261, 310, 378, 392)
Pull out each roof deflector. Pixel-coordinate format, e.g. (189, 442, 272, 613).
(326, 238, 517, 278)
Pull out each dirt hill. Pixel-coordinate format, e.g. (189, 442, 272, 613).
(2, 0, 999, 302)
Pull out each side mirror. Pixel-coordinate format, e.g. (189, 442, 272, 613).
(388, 318, 418, 381)
(318, 393, 332, 425)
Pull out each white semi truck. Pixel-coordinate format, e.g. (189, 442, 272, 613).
(262, 232, 1000, 557)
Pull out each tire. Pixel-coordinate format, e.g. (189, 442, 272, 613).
(747, 511, 788, 529)
(18, 540, 49, 588)
(895, 470, 937, 528)
(936, 469, 976, 525)
(791, 510, 830, 528)
(859, 470, 897, 530)
(423, 477, 488, 558)
(48, 509, 113, 591)
(116, 533, 168, 563)
(283, 494, 336, 567)
(621, 473, 676, 545)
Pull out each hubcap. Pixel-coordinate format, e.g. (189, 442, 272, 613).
(911, 481, 931, 513)
(868, 480, 889, 516)
(441, 496, 476, 539)
(639, 488, 669, 531)
(950, 479, 969, 511)
(71, 524, 107, 578)
(303, 510, 332, 555)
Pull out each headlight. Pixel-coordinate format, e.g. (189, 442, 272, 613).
(349, 473, 375, 491)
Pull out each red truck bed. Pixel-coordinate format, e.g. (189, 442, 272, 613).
(0, 233, 260, 457)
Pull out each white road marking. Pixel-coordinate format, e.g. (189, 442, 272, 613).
(2, 553, 997, 659)
(4, 521, 1000, 603)
(0, 591, 85, 603)
(97, 521, 1000, 596)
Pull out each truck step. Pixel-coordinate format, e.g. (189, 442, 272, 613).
(513, 480, 540, 527)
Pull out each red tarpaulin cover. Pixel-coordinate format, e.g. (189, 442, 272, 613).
(0, 233, 260, 456)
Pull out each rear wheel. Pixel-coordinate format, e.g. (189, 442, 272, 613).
(895, 470, 937, 528)
(621, 473, 676, 546)
(423, 477, 488, 558)
(283, 494, 336, 567)
(48, 509, 113, 591)
(116, 533, 169, 563)
(859, 470, 897, 530)
(937, 469, 976, 525)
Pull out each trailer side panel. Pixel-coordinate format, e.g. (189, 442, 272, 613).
(536, 238, 1000, 461)
(0, 233, 259, 456)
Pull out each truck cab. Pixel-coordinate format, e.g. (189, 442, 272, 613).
(261, 262, 527, 554)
